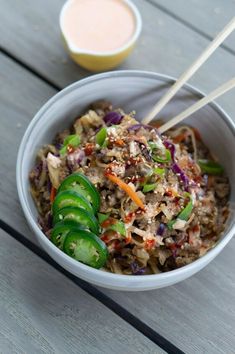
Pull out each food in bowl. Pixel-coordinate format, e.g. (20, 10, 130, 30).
(29, 101, 229, 275)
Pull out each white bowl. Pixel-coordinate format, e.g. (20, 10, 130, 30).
(17, 71, 235, 291)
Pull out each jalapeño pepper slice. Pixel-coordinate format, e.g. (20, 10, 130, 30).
(51, 220, 87, 249)
(57, 173, 100, 213)
(52, 190, 93, 215)
(63, 230, 108, 269)
(53, 206, 99, 234)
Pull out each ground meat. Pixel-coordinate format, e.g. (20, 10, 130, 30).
(30, 103, 230, 275)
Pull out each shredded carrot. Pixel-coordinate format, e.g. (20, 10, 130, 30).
(106, 173, 145, 210)
(114, 139, 125, 146)
(50, 186, 57, 203)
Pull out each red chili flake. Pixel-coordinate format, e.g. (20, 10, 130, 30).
(136, 208, 145, 215)
(168, 243, 177, 251)
(124, 212, 135, 223)
(101, 218, 117, 228)
(165, 190, 173, 197)
(108, 240, 122, 251)
(100, 234, 109, 243)
(127, 176, 145, 183)
(193, 175, 202, 184)
(145, 239, 156, 250)
(113, 240, 121, 250)
(173, 197, 181, 205)
(67, 144, 75, 154)
(127, 156, 143, 166)
(104, 169, 116, 177)
(84, 143, 94, 156)
(192, 224, 200, 233)
(100, 230, 119, 243)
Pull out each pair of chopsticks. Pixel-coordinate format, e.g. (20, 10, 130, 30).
(142, 17, 235, 133)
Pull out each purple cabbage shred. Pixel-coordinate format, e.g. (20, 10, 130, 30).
(103, 111, 123, 126)
(172, 163, 191, 191)
(128, 124, 159, 134)
(130, 262, 146, 275)
(156, 223, 165, 236)
(164, 140, 176, 160)
(55, 143, 62, 150)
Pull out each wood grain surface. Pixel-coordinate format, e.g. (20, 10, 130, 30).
(0, 229, 163, 354)
(0, 47, 235, 354)
(0, 0, 235, 96)
(0, 0, 235, 353)
(151, 0, 235, 53)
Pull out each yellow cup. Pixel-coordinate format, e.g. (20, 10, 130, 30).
(59, 0, 142, 72)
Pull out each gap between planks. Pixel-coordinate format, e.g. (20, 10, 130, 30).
(0, 9, 234, 351)
(0, 46, 61, 91)
(0, 46, 184, 354)
(0, 219, 185, 354)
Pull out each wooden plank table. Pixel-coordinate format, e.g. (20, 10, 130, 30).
(0, 1, 235, 353)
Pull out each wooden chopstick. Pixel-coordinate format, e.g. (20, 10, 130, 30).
(158, 77, 235, 134)
(142, 16, 235, 125)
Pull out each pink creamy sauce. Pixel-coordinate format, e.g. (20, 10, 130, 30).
(62, 0, 136, 52)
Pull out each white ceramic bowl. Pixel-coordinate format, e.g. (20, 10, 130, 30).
(17, 71, 235, 291)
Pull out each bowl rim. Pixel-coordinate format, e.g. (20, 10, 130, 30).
(59, 0, 142, 56)
(17, 70, 235, 284)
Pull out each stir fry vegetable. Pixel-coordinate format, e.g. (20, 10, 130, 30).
(100, 216, 126, 237)
(143, 183, 157, 193)
(96, 127, 107, 147)
(51, 220, 87, 249)
(48, 173, 108, 269)
(53, 206, 99, 234)
(29, 102, 229, 275)
(198, 159, 224, 175)
(152, 149, 171, 163)
(63, 230, 108, 268)
(60, 134, 80, 155)
(148, 142, 172, 163)
(153, 167, 165, 176)
(58, 173, 100, 213)
(106, 173, 145, 210)
(52, 190, 93, 215)
(167, 193, 193, 230)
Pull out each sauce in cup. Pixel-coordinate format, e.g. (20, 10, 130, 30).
(60, 0, 142, 71)
(62, 0, 136, 53)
